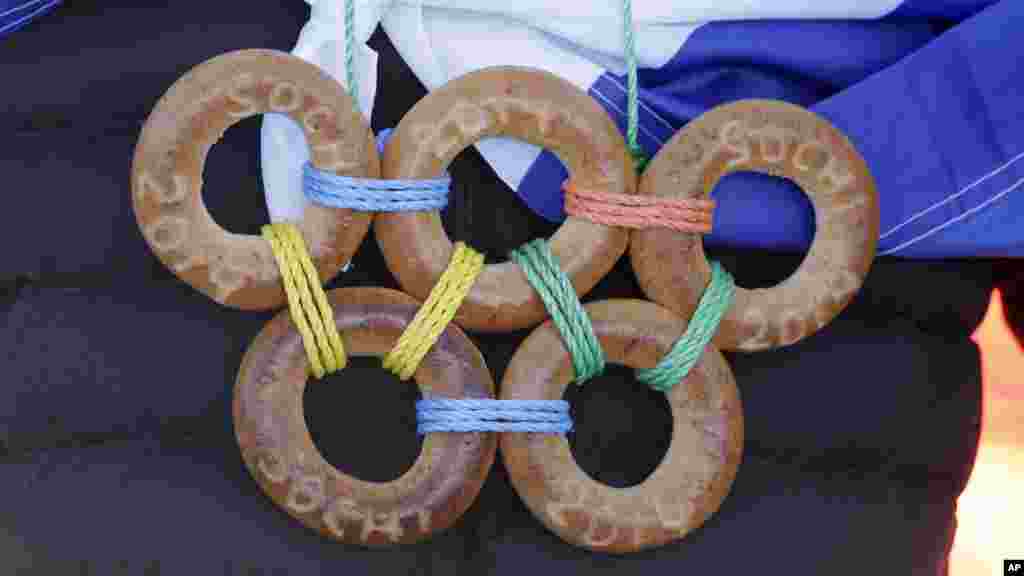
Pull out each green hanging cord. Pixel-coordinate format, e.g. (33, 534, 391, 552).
(620, 1, 732, 390)
(636, 262, 736, 392)
(622, 0, 647, 173)
(344, 0, 359, 106)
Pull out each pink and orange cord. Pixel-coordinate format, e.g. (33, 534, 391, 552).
(562, 180, 715, 234)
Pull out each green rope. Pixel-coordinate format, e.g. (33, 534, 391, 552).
(510, 239, 606, 384)
(620, 0, 731, 389)
(636, 261, 736, 392)
(622, 0, 647, 173)
(344, 0, 358, 106)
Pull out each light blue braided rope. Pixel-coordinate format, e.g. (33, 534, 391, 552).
(420, 408, 567, 423)
(636, 261, 736, 392)
(509, 239, 605, 385)
(304, 164, 450, 211)
(418, 421, 572, 433)
(416, 399, 572, 434)
(303, 128, 451, 212)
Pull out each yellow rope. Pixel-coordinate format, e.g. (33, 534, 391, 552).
(262, 223, 347, 379)
(384, 242, 484, 381)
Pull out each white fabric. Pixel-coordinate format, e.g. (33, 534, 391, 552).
(260, 0, 903, 222)
(260, 0, 381, 222)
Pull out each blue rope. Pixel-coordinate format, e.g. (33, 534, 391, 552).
(303, 129, 451, 212)
(416, 399, 572, 434)
(418, 421, 572, 433)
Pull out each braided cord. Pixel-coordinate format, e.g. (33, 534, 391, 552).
(563, 180, 715, 233)
(509, 239, 605, 384)
(622, 0, 646, 172)
(636, 261, 735, 392)
(417, 420, 572, 433)
(304, 127, 451, 212)
(416, 399, 572, 434)
(343, 0, 358, 105)
(262, 223, 347, 379)
(304, 162, 450, 212)
(383, 242, 484, 381)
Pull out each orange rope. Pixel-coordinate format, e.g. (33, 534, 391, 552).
(563, 180, 715, 233)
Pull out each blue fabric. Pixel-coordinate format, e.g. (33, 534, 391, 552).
(416, 399, 573, 434)
(890, 0, 998, 18)
(0, 0, 60, 39)
(516, 0, 1023, 258)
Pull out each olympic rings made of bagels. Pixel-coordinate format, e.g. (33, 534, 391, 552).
(132, 49, 878, 551)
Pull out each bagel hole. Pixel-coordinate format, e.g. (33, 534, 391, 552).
(706, 171, 814, 288)
(202, 115, 278, 235)
(564, 364, 672, 488)
(303, 356, 423, 482)
(441, 140, 559, 264)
